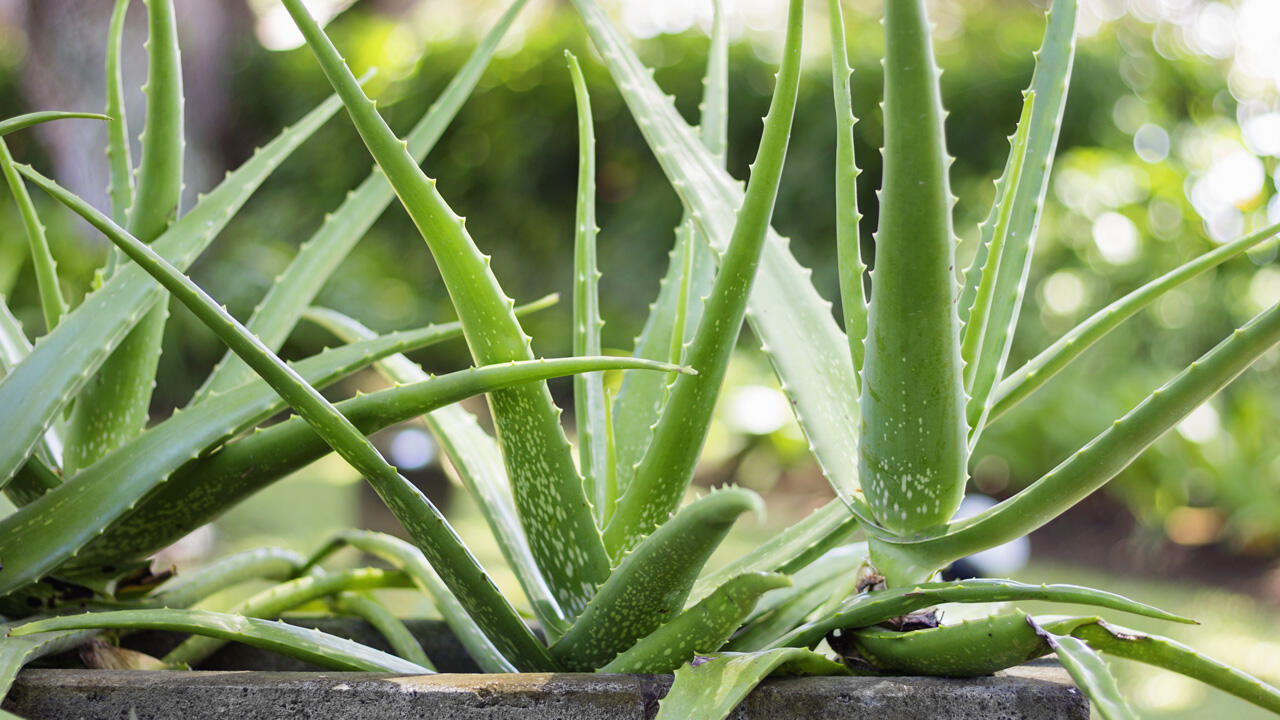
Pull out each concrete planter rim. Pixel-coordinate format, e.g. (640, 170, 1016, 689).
(4, 617, 1090, 719)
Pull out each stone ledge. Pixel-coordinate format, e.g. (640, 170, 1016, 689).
(5, 661, 1087, 719)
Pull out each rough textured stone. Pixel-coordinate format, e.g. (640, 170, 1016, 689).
(5, 661, 1086, 719)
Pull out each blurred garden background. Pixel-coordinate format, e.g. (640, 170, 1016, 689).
(1, 0, 1278, 716)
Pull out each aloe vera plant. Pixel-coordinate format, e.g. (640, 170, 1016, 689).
(2, 1, 1278, 719)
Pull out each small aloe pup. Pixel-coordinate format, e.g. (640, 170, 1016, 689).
(573, 0, 1280, 715)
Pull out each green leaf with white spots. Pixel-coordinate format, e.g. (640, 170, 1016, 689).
(601, 572, 790, 674)
(283, 0, 611, 618)
(569, 0, 870, 530)
(303, 303, 572, 642)
(603, 0, 805, 557)
(553, 487, 763, 671)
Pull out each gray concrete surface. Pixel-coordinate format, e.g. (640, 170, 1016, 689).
(5, 660, 1087, 719)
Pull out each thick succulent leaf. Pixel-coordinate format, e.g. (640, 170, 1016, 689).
(654, 648, 849, 720)
(1062, 619, 1280, 715)
(603, 0, 805, 556)
(960, 0, 1078, 443)
(0, 85, 345, 485)
(70, 353, 684, 574)
(0, 300, 63, 503)
(305, 530, 514, 673)
(0, 624, 98, 698)
(774, 578, 1192, 650)
(962, 94, 1035, 397)
(283, 0, 610, 617)
(828, 0, 866, 378)
(565, 51, 610, 520)
(12, 610, 430, 673)
(859, 0, 968, 541)
(149, 548, 307, 609)
(3, 302, 473, 589)
(727, 545, 865, 652)
(0, 112, 108, 137)
(194, 0, 531, 400)
(872, 298, 1280, 580)
(66, 0, 186, 475)
(689, 498, 860, 605)
(611, 0, 725, 497)
(989, 220, 1280, 424)
(303, 304, 570, 641)
(553, 488, 763, 671)
(601, 572, 790, 674)
(1, 139, 67, 332)
(105, 0, 133, 228)
(844, 610, 1059, 677)
(3, 179, 565, 673)
(569, 0, 870, 528)
(331, 591, 434, 670)
(163, 568, 413, 667)
(1028, 619, 1136, 720)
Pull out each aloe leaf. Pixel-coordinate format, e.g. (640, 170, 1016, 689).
(843, 610, 1056, 677)
(601, 572, 791, 674)
(727, 545, 865, 652)
(859, 0, 968, 544)
(569, 0, 870, 528)
(12, 610, 430, 673)
(0, 75, 346, 486)
(305, 530, 514, 673)
(828, 0, 866, 378)
(564, 50, 610, 521)
(960, 0, 1078, 442)
(1, 139, 68, 332)
(603, 0, 804, 556)
(553, 487, 763, 671)
(690, 498, 861, 605)
(0, 112, 109, 137)
(1028, 619, 1137, 720)
(105, 0, 134, 228)
(194, 0, 531, 400)
(148, 547, 307, 609)
(774, 578, 1193, 650)
(655, 648, 849, 720)
(4, 305, 472, 588)
(961, 94, 1035, 394)
(1063, 619, 1280, 714)
(303, 303, 571, 641)
(7, 173, 567, 673)
(331, 591, 434, 670)
(874, 298, 1280, 579)
(989, 220, 1280, 425)
(0, 300, 63, 502)
(611, 0, 726, 498)
(284, 0, 610, 618)
(163, 567, 413, 667)
(70, 354, 684, 575)
(0, 625, 99, 698)
(66, 0, 185, 475)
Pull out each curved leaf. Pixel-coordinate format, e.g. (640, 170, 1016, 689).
(601, 572, 790, 674)
(12, 610, 430, 673)
(283, 0, 610, 618)
(554, 488, 763, 670)
(774, 578, 1193, 650)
